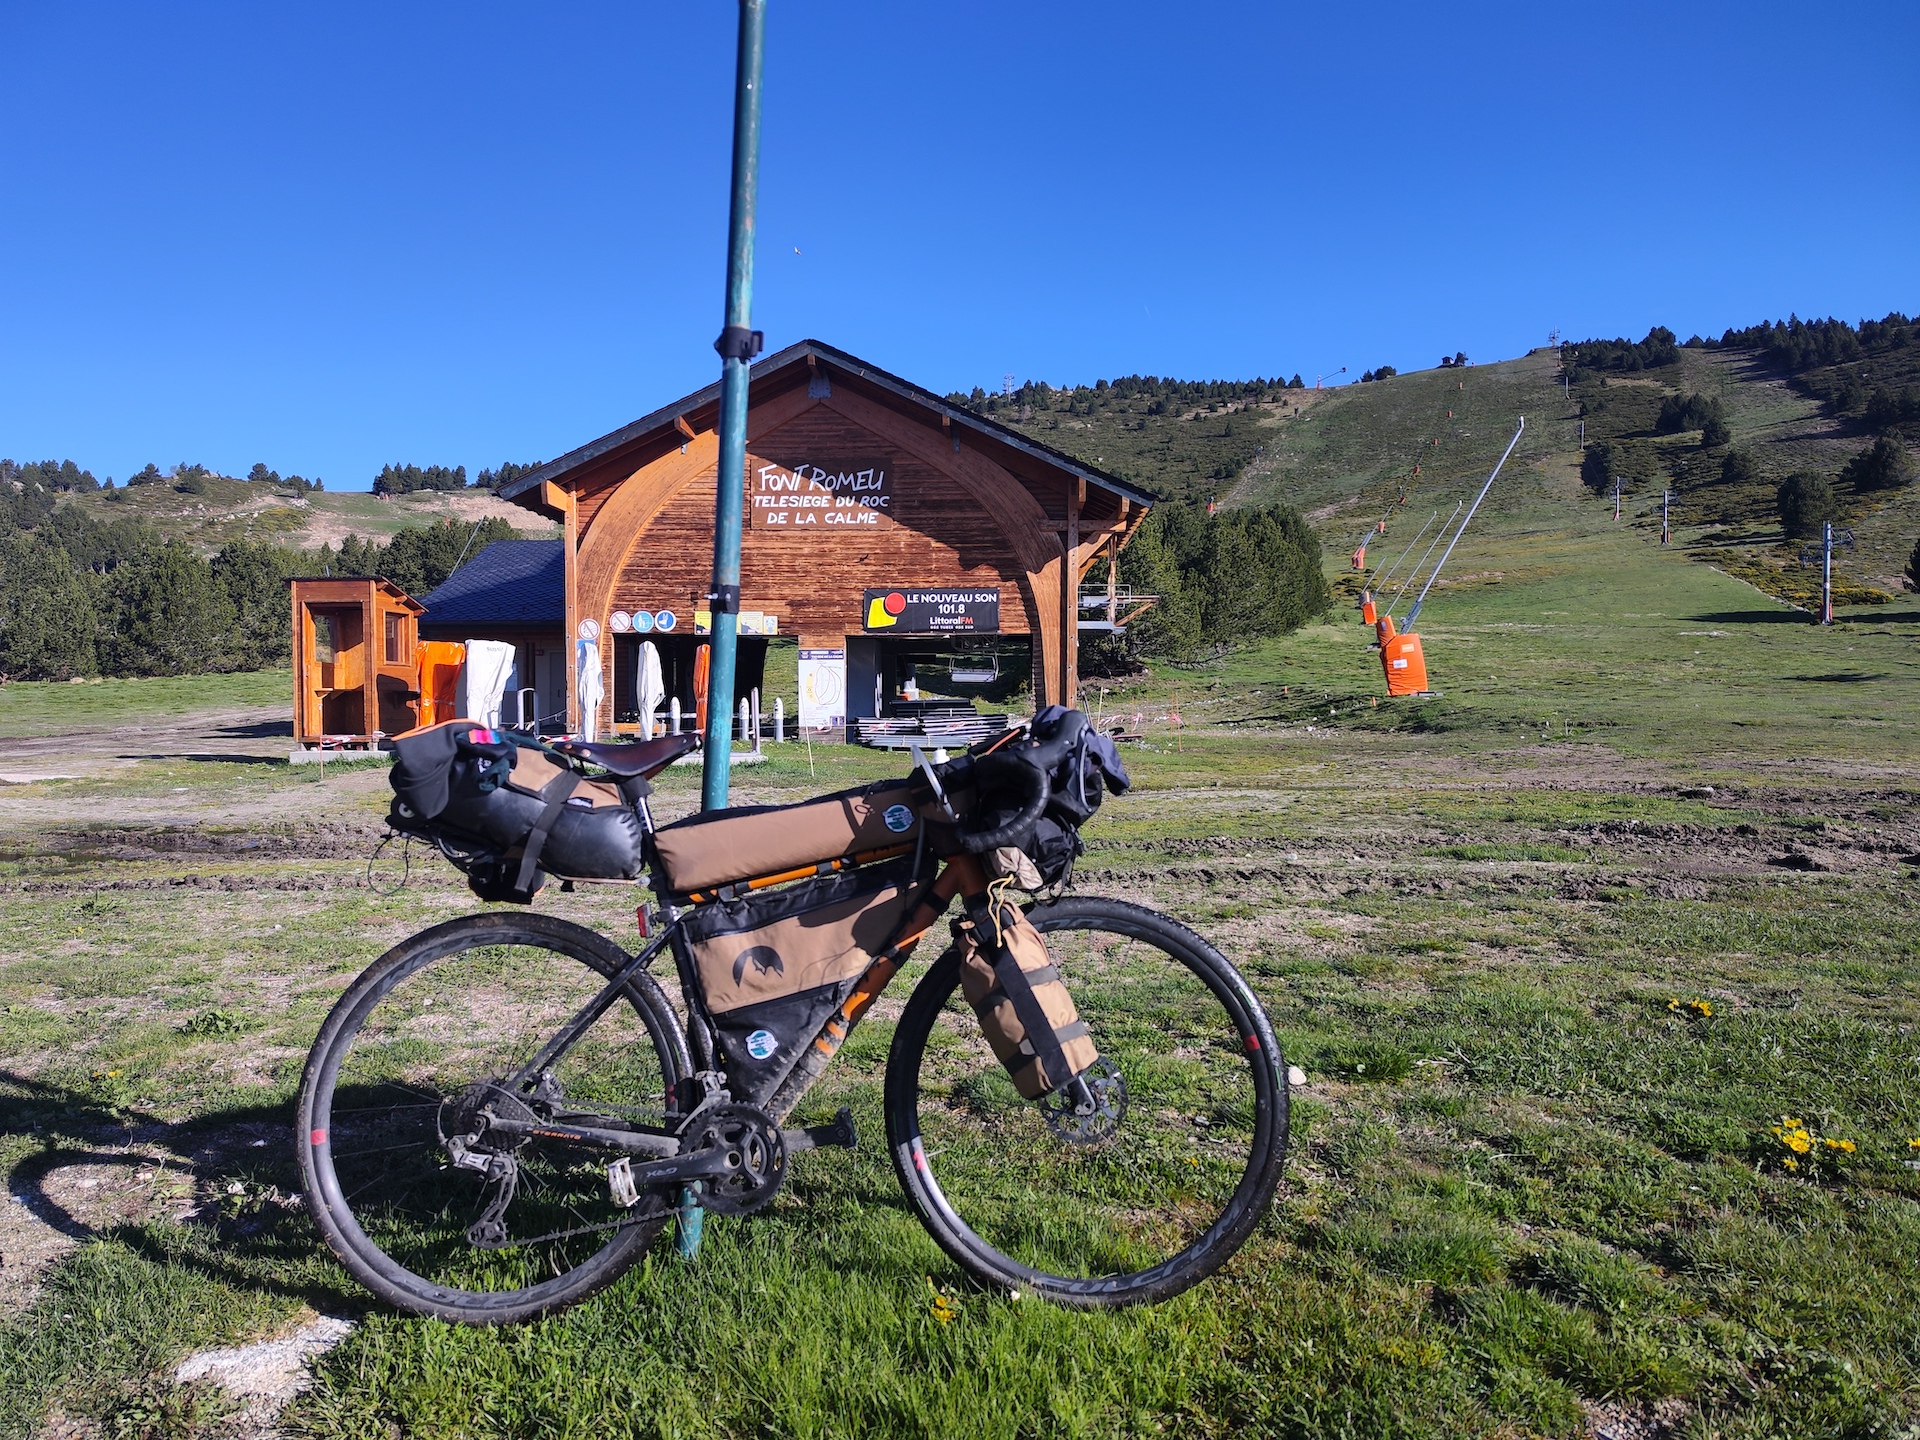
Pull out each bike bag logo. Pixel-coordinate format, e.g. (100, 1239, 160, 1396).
(745, 1029, 779, 1060)
(883, 804, 914, 833)
(732, 946, 785, 985)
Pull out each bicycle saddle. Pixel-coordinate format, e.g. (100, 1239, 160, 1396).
(553, 733, 697, 779)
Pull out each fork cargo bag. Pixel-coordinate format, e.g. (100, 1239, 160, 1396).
(682, 862, 914, 1100)
(956, 908, 1099, 1099)
(651, 780, 928, 893)
(388, 721, 644, 887)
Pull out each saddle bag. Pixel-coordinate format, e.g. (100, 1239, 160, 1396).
(682, 861, 915, 1101)
(388, 721, 644, 902)
(955, 903, 1099, 1099)
(651, 780, 929, 894)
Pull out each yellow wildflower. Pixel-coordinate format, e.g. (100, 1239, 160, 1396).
(1822, 1137, 1856, 1154)
(1783, 1157, 1798, 1170)
(930, 1293, 959, 1325)
(1688, 1000, 1713, 1018)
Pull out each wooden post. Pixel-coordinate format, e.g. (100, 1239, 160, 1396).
(561, 486, 580, 733)
(1063, 479, 1081, 706)
(1106, 533, 1118, 626)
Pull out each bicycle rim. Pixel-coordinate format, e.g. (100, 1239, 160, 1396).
(298, 914, 688, 1321)
(887, 897, 1287, 1305)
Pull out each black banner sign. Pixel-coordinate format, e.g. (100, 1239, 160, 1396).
(863, 588, 1001, 634)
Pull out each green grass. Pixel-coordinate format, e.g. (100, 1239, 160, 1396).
(0, 669, 294, 739)
(2, 465, 1919, 1435)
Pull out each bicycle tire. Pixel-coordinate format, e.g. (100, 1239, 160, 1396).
(295, 911, 692, 1325)
(885, 895, 1288, 1307)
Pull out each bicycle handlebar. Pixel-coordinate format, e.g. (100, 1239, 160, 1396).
(944, 750, 1050, 855)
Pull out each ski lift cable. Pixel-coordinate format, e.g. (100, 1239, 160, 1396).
(1370, 509, 1440, 591)
(1387, 501, 1461, 615)
(1402, 417, 1525, 630)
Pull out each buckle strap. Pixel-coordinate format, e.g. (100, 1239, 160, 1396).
(514, 769, 581, 896)
(964, 902, 1075, 1093)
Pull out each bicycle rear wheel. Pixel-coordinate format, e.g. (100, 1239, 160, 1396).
(295, 912, 691, 1325)
(885, 896, 1287, 1306)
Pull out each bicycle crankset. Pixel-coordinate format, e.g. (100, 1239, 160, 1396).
(1039, 1059, 1128, 1145)
(676, 1101, 787, 1216)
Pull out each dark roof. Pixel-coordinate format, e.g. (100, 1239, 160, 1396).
(418, 540, 564, 628)
(497, 338, 1157, 511)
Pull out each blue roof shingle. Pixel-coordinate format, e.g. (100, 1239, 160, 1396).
(419, 540, 564, 627)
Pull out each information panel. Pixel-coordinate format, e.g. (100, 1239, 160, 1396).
(798, 648, 846, 730)
(862, 588, 1001, 634)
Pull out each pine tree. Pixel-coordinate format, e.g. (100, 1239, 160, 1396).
(0, 533, 99, 679)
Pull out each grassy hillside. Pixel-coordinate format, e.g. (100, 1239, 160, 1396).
(996, 343, 1916, 613)
(57, 473, 554, 557)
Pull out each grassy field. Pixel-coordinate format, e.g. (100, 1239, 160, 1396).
(2, 477, 1919, 1437)
(0, 671, 292, 740)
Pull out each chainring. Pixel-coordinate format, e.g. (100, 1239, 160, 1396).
(678, 1101, 788, 1216)
(1039, 1059, 1128, 1145)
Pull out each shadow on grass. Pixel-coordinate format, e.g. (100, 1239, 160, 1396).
(117, 752, 285, 765)
(214, 720, 294, 740)
(1, 1070, 361, 1318)
(1682, 610, 1811, 625)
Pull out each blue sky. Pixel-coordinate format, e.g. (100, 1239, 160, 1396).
(3, 2, 1915, 490)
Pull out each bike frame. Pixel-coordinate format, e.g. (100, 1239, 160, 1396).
(478, 788, 992, 1176)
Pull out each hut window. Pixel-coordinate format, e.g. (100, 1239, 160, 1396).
(384, 612, 407, 665)
(313, 613, 338, 664)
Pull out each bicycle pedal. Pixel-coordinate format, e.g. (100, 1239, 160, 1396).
(607, 1157, 639, 1208)
(786, 1106, 858, 1153)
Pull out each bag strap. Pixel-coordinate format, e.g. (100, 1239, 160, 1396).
(966, 898, 1077, 1094)
(514, 769, 581, 895)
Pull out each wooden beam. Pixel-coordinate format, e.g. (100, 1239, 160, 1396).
(675, 415, 697, 444)
(562, 486, 580, 732)
(540, 479, 568, 513)
(1064, 480, 1080, 706)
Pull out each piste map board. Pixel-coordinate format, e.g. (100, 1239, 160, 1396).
(862, 588, 1001, 634)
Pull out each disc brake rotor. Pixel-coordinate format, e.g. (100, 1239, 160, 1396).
(1039, 1059, 1128, 1145)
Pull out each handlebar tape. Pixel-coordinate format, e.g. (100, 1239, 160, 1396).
(952, 751, 1050, 855)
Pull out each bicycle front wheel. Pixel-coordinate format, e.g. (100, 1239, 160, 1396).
(885, 896, 1288, 1307)
(295, 912, 691, 1325)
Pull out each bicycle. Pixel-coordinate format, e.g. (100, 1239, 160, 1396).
(295, 717, 1290, 1324)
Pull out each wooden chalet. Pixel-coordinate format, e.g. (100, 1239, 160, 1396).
(497, 340, 1154, 737)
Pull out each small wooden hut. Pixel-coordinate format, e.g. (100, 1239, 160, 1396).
(287, 577, 425, 749)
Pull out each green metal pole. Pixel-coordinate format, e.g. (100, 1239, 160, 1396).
(700, 0, 766, 816)
(682, 0, 766, 1265)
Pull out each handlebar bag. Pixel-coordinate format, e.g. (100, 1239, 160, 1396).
(388, 721, 644, 889)
(682, 861, 914, 1101)
(954, 904, 1099, 1099)
(651, 780, 929, 893)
